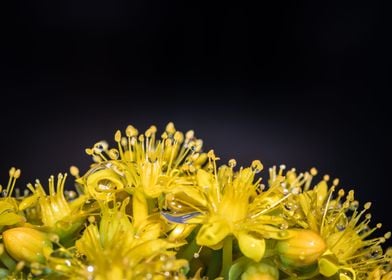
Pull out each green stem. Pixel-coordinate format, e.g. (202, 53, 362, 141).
(206, 249, 222, 279)
(220, 235, 233, 279)
(177, 236, 198, 261)
(0, 251, 16, 270)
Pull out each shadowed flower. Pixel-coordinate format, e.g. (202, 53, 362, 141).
(0, 168, 25, 229)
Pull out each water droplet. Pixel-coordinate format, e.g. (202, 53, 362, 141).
(284, 203, 292, 211)
(49, 234, 60, 243)
(279, 223, 288, 230)
(160, 255, 168, 262)
(349, 201, 359, 211)
(228, 159, 237, 168)
(370, 248, 380, 258)
(93, 141, 108, 154)
(252, 160, 263, 173)
(109, 149, 119, 159)
(278, 231, 289, 238)
(336, 223, 346, 231)
(291, 187, 300, 195)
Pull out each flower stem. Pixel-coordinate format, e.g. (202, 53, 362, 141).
(178, 235, 198, 261)
(220, 235, 233, 279)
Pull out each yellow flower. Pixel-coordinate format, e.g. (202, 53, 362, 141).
(281, 171, 391, 280)
(0, 168, 25, 229)
(75, 197, 188, 279)
(163, 151, 292, 263)
(78, 122, 206, 200)
(19, 173, 89, 240)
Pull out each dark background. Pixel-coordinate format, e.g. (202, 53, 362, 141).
(1, 1, 390, 243)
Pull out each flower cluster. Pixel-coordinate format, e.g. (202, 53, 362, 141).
(0, 123, 390, 280)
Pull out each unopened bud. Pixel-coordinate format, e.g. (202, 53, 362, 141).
(2, 227, 53, 264)
(276, 229, 326, 267)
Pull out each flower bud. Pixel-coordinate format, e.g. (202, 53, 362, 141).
(2, 227, 53, 264)
(276, 229, 326, 267)
(241, 262, 279, 280)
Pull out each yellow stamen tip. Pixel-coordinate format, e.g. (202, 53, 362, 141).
(125, 125, 138, 137)
(70, 166, 80, 177)
(310, 167, 318, 176)
(166, 122, 176, 134)
(14, 169, 21, 179)
(9, 167, 16, 177)
(364, 202, 372, 209)
(114, 130, 122, 142)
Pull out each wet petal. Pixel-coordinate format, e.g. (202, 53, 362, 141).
(237, 231, 266, 262)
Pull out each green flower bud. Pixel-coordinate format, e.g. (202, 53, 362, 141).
(2, 227, 53, 264)
(276, 229, 326, 267)
(241, 262, 279, 280)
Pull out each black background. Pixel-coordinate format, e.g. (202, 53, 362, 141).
(1, 1, 390, 243)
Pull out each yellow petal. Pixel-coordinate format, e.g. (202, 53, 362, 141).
(18, 194, 39, 211)
(0, 212, 25, 226)
(315, 181, 328, 208)
(132, 190, 148, 227)
(196, 169, 214, 188)
(196, 220, 230, 247)
(318, 255, 340, 277)
(237, 231, 266, 262)
(0, 201, 15, 214)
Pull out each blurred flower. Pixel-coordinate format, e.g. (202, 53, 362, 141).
(75, 197, 188, 279)
(0, 168, 25, 229)
(229, 257, 279, 280)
